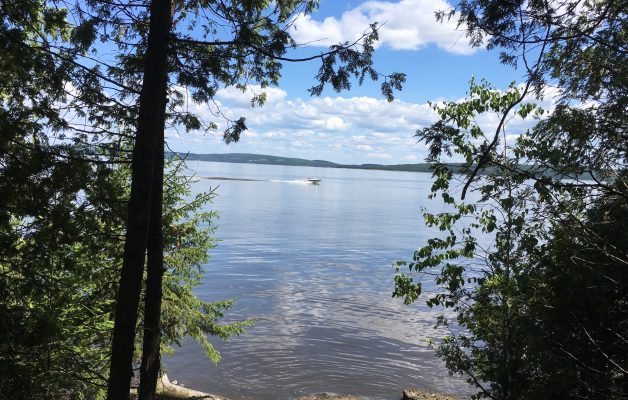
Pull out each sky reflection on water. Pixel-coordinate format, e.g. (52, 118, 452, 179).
(164, 161, 471, 399)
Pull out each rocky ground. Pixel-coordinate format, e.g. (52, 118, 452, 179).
(401, 388, 457, 400)
(135, 375, 458, 400)
(294, 390, 456, 400)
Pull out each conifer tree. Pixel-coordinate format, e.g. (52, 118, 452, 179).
(1, 1, 405, 398)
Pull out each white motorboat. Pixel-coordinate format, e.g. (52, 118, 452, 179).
(305, 178, 321, 184)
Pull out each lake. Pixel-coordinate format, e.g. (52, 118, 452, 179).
(164, 161, 470, 399)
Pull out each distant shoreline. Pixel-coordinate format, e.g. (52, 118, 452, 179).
(169, 152, 595, 180)
(167, 151, 454, 174)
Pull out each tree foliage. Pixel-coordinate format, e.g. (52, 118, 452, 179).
(0, 146, 119, 399)
(2, 0, 404, 398)
(0, 141, 246, 399)
(396, 1, 627, 398)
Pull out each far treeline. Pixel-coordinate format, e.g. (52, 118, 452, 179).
(169, 152, 599, 178)
(168, 151, 441, 172)
(1, 1, 626, 400)
(167, 151, 508, 174)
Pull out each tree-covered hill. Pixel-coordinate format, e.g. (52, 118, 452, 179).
(166, 152, 561, 176)
(167, 151, 444, 173)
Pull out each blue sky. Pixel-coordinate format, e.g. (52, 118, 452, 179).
(166, 0, 535, 164)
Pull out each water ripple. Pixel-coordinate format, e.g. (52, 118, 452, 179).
(164, 162, 471, 399)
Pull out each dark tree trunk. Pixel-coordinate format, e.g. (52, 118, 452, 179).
(138, 102, 166, 400)
(106, 1, 172, 399)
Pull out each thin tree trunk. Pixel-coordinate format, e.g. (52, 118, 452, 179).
(106, 1, 172, 399)
(138, 102, 166, 400)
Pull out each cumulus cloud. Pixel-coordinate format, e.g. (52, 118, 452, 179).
(356, 144, 375, 151)
(169, 83, 556, 164)
(367, 153, 393, 160)
(215, 86, 288, 107)
(323, 116, 350, 130)
(289, 0, 474, 55)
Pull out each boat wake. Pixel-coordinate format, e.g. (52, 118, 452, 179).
(184, 176, 321, 184)
(270, 179, 321, 185)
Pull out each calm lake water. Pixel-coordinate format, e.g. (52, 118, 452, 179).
(164, 161, 470, 399)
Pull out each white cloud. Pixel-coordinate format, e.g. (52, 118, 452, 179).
(402, 154, 419, 161)
(215, 85, 288, 107)
(170, 82, 560, 164)
(289, 0, 475, 55)
(351, 135, 369, 143)
(323, 116, 350, 130)
(368, 153, 393, 159)
(356, 144, 375, 151)
(262, 131, 287, 138)
(174, 93, 439, 163)
(241, 130, 259, 138)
